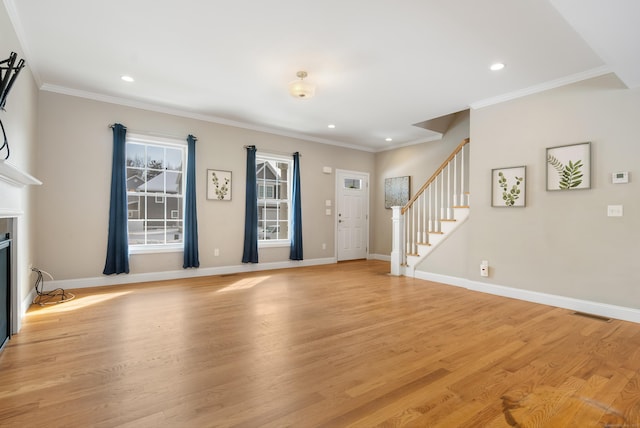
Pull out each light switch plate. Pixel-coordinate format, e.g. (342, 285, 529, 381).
(607, 205, 623, 217)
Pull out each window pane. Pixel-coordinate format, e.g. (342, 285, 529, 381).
(128, 220, 145, 245)
(126, 143, 145, 168)
(166, 197, 182, 219)
(127, 195, 141, 219)
(166, 148, 182, 171)
(166, 221, 182, 243)
(167, 172, 183, 196)
(344, 178, 361, 189)
(146, 221, 165, 244)
(127, 168, 145, 192)
(146, 196, 164, 219)
(147, 146, 164, 170)
(275, 220, 288, 240)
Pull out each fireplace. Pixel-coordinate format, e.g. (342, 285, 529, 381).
(0, 232, 10, 351)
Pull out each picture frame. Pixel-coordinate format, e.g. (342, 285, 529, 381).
(546, 142, 591, 191)
(207, 169, 232, 200)
(384, 176, 410, 209)
(491, 166, 526, 207)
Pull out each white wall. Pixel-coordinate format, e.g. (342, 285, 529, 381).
(417, 73, 640, 309)
(35, 91, 375, 281)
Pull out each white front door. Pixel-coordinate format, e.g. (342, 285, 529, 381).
(336, 170, 369, 261)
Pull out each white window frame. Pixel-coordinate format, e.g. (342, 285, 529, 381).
(256, 152, 292, 248)
(126, 133, 187, 254)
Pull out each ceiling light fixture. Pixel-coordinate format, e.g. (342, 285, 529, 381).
(490, 63, 505, 71)
(288, 71, 315, 99)
(385, 137, 393, 142)
(328, 124, 336, 129)
(121, 75, 135, 82)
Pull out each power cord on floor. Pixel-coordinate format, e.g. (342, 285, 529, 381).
(32, 267, 75, 305)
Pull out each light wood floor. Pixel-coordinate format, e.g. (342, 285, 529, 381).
(1, 260, 639, 427)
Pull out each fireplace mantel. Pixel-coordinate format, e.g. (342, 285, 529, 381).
(0, 160, 42, 187)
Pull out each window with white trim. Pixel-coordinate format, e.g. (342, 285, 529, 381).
(256, 153, 292, 244)
(126, 134, 186, 252)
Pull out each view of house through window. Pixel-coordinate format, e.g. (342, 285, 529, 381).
(256, 154, 292, 242)
(126, 136, 186, 249)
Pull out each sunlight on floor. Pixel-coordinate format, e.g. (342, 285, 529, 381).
(28, 291, 133, 315)
(216, 275, 271, 293)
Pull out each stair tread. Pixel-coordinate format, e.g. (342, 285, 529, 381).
(440, 219, 457, 222)
(417, 242, 432, 246)
(429, 231, 445, 234)
(453, 205, 470, 208)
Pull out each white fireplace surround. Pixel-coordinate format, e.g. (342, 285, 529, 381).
(0, 161, 41, 334)
(0, 159, 42, 187)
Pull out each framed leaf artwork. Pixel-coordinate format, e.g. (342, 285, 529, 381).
(491, 166, 526, 207)
(546, 142, 591, 191)
(207, 169, 231, 200)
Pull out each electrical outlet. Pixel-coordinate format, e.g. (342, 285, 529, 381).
(322, 243, 326, 250)
(214, 248, 220, 256)
(480, 260, 489, 277)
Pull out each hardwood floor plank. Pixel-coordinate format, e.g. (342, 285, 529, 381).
(1, 260, 639, 427)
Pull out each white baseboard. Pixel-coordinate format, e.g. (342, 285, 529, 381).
(42, 257, 337, 292)
(414, 271, 640, 324)
(369, 253, 391, 262)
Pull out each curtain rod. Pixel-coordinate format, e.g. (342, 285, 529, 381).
(242, 145, 301, 157)
(108, 124, 196, 141)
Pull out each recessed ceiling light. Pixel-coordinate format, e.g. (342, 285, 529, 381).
(328, 124, 336, 129)
(490, 63, 505, 71)
(121, 75, 135, 82)
(385, 137, 393, 142)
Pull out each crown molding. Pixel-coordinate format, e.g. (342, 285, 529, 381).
(469, 66, 612, 110)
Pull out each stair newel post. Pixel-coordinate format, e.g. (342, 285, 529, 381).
(391, 206, 404, 276)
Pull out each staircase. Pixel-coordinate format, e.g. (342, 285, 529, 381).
(391, 138, 470, 277)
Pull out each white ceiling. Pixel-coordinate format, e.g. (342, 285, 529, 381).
(5, 0, 639, 152)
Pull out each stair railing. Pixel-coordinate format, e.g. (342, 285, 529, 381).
(391, 138, 470, 275)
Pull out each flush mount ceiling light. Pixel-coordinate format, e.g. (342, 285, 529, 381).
(288, 71, 315, 99)
(121, 75, 135, 82)
(490, 62, 505, 71)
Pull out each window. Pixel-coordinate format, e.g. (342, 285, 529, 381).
(256, 153, 292, 244)
(125, 134, 186, 252)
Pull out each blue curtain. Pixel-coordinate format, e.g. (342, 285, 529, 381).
(290, 152, 303, 260)
(242, 146, 258, 263)
(103, 123, 129, 275)
(183, 135, 200, 268)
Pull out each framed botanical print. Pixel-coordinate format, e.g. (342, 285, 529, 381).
(207, 169, 231, 200)
(546, 142, 591, 191)
(491, 166, 526, 207)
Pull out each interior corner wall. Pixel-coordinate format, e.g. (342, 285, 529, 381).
(0, 2, 39, 311)
(465, 73, 639, 308)
(371, 110, 470, 257)
(34, 91, 375, 281)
